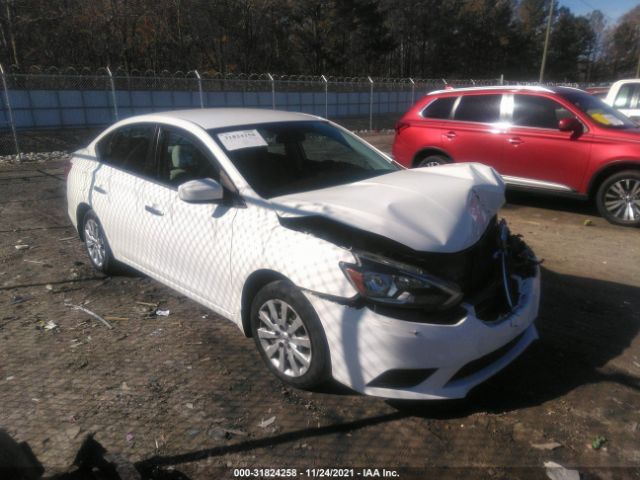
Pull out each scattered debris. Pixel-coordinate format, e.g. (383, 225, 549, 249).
(5, 376, 15, 381)
(121, 382, 131, 391)
(591, 435, 607, 450)
(23, 259, 45, 265)
(208, 426, 247, 439)
(258, 416, 276, 428)
(126, 432, 134, 443)
(155, 309, 170, 317)
(544, 461, 580, 480)
(136, 301, 158, 307)
(187, 428, 200, 437)
(45, 284, 53, 291)
(583, 219, 594, 227)
(58, 236, 77, 241)
(44, 320, 58, 330)
(70, 304, 113, 329)
(185, 403, 194, 410)
(10, 295, 32, 305)
(531, 441, 562, 451)
(14, 244, 30, 250)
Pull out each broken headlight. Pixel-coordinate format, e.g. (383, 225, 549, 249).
(340, 252, 463, 310)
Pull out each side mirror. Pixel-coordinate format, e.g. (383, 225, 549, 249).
(558, 117, 583, 137)
(178, 178, 224, 203)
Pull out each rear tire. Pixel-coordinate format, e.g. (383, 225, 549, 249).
(82, 210, 118, 274)
(596, 170, 640, 227)
(415, 154, 449, 168)
(250, 280, 330, 389)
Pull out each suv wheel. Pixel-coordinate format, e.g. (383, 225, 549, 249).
(415, 154, 449, 168)
(250, 280, 330, 389)
(596, 170, 640, 226)
(82, 210, 118, 274)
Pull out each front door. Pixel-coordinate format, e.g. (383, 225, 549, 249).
(500, 94, 591, 192)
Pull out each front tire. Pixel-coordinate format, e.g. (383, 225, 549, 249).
(82, 210, 118, 274)
(415, 154, 449, 168)
(250, 281, 330, 389)
(596, 170, 640, 227)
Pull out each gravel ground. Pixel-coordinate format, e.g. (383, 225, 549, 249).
(0, 135, 639, 480)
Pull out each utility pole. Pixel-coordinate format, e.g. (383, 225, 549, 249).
(539, 0, 555, 83)
(636, 26, 640, 78)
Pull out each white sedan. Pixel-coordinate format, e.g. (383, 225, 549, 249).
(66, 108, 540, 400)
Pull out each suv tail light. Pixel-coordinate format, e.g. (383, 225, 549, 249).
(395, 121, 410, 135)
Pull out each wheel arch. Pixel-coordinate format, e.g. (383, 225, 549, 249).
(412, 147, 451, 168)
(240, 269, 290, 337)
(587, 160, 640, 199)
(76, 202, 92, 241)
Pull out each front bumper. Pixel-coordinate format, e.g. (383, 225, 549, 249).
(306, 267, 540, 400)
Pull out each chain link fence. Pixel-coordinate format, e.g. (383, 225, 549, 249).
(0, 66, 588, 157)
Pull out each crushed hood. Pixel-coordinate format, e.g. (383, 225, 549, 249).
(270, 163, 505, 253)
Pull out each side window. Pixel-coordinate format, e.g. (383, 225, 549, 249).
(96, 124, 154, 176)
(513, 95, 573, 129)
(421, 97, 456, 119)
(157, 128, 218, 187)
(613, 84, 637, 109)
(453, 94, 501, 123)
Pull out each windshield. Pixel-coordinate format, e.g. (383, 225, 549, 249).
(209, 121, 400, 198)
(557, 89, 638, 129)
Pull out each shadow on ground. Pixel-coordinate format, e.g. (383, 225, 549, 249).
(389, 267, 640, 417)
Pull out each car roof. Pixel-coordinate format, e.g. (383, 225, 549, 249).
(131, 108, 321, 130)
(427, 85, 555, 95)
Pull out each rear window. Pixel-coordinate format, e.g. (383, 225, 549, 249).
(454, 94, 502, 123)
(613, 84, 640, 109)
(421, 97, 456, 119)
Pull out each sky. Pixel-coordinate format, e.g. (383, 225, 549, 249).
(560, 0, 638, 22)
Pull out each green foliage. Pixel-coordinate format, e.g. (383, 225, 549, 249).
(0, 0, 636, 79)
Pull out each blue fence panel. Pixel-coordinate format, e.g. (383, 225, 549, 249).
(4, 87, 412, 129)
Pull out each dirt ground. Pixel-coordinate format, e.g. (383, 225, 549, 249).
(1, 134, 639, 480)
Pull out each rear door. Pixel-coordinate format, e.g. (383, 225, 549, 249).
(93, 124, 156, 263)
(442, 93, 506, 168)
(500, 94, 591, 191)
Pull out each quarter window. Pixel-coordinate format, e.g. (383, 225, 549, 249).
(157, 128, 218, 187)
(453, 95, 501, 123)
(96, 124, 154, 176)
(422, 97, 456, 119)
(512, 95, 573, 129)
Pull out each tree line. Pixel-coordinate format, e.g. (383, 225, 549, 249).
(1, 0, 639, 81)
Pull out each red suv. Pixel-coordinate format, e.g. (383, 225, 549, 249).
(393, 86, 640, 227)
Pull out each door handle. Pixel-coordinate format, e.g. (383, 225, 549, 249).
(508, 137, 523, 145)
(93, 185, 107, 194)
(145, 205, 164, 216)
(444, 131, 456, 140)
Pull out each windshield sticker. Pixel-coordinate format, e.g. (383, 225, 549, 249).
(601, 114, 624, 126)
(590, 113, 610, 125)
(217, 129, 267, 151)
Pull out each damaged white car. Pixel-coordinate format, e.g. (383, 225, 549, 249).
(66, 109, 540, 400)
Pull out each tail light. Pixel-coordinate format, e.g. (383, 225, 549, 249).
(394, 121, 410, 135)
(64, 159, 72, 181)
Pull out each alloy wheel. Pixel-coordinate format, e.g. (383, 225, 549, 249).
(603, 178, 640, 222)
(257, 299, 312, 378)
(84, 218, 106, 267)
